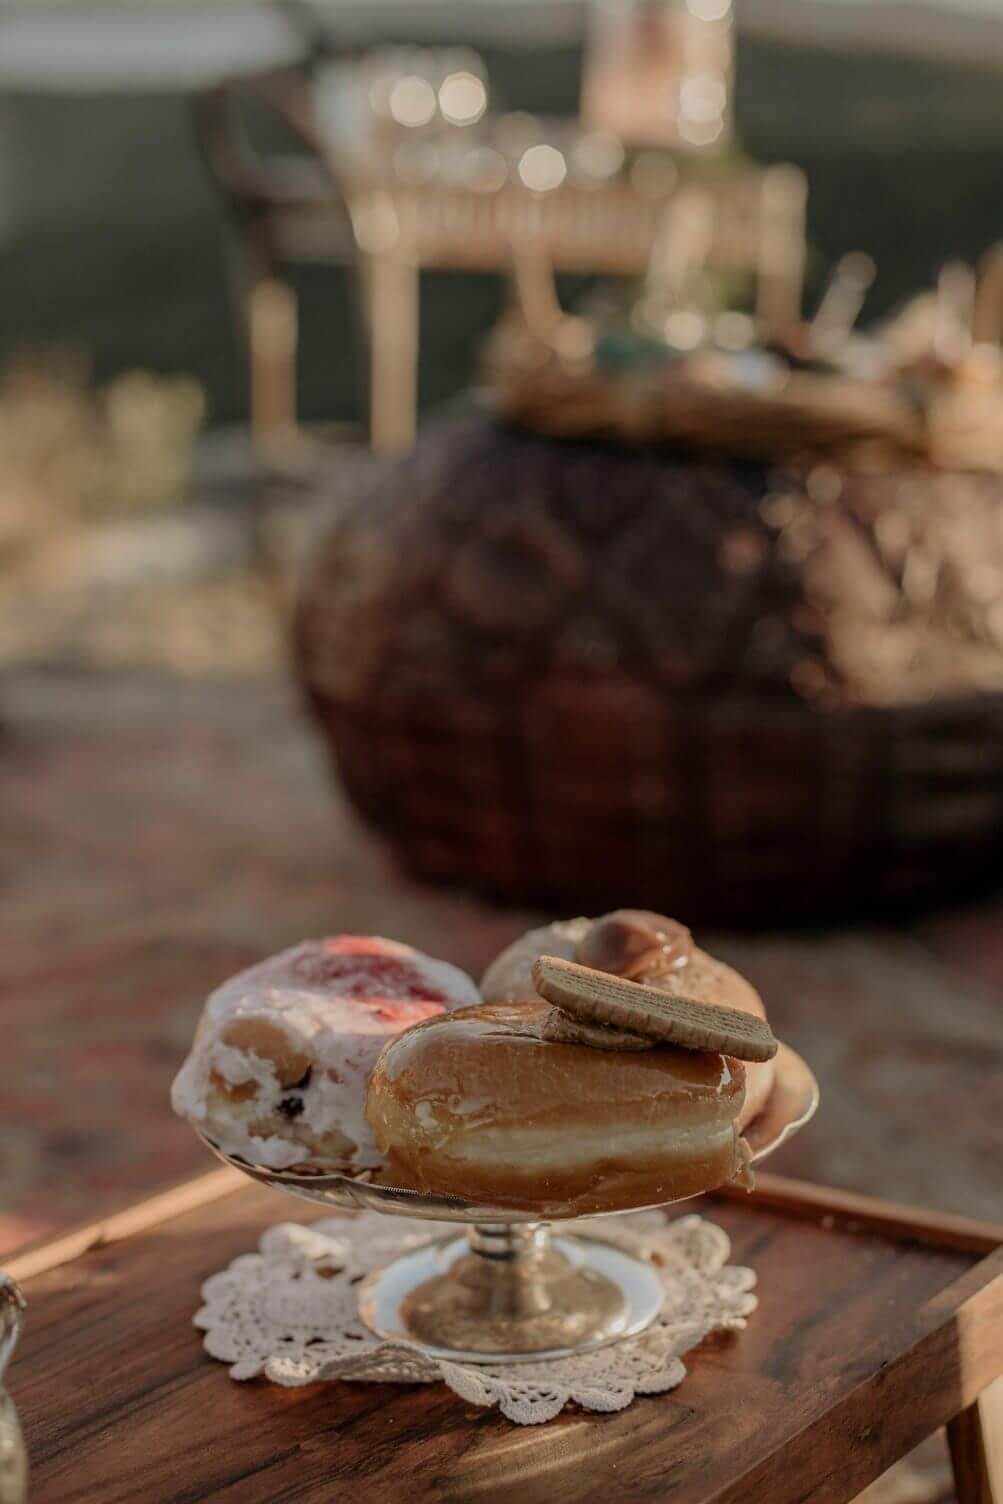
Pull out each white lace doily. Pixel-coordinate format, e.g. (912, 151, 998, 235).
(195, 1211, 757, 1425)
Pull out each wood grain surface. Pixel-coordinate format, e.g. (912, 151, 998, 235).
(8, 1175, 1002, 1504)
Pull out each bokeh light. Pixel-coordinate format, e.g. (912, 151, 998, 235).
(388, 75, 437, 129)
(572, 130, 626, 183)
(438, 71, 488, 127)
(678, 115, 725, 148)
(518, 144, 568, 193)
(685, 0, 732, 19)
(664, 310, 707, 349)
(680, 74, 728, 125)
(464, 147, 508, 192)
(714, 311, 756, 350)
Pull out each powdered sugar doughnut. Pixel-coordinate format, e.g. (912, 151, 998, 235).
(171, 936, 479, 1171)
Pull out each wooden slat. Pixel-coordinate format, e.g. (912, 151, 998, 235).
(6, 1167, 244, 1282)
(715, 1172, 1003, 1256)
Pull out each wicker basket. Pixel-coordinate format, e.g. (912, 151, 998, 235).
(295, 406, 1003, 923)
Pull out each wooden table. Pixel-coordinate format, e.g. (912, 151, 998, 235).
(8, 1173, 1002, 1504)
(337, 162, 806, 453)
(271, 161, 805, 454)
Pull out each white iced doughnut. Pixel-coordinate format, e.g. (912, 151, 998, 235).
(171, 935, 479, 1171)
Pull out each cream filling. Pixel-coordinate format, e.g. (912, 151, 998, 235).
(195, 1114, 333, 1172)
(419, 1118, 736, 1172)
(188, 1077, 373, 1171)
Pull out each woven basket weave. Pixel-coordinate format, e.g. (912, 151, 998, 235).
(296, 406, 1003, 923)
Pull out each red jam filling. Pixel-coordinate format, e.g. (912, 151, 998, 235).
(288, 938, 450, 1006)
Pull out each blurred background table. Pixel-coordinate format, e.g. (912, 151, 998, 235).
(3, 0, 1003, 443)
(194, 45, 805, 452)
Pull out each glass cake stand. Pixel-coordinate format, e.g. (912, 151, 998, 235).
(198, 1042, 818, 1365)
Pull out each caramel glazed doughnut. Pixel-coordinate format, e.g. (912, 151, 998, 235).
(171, 936, 479, 1171)
(481, 912, 775, 1128)
(366, 912, 776, 1215)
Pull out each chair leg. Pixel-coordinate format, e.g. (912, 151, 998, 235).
(756, 163, 808, 337)
(948, 1378, 1003, 1504)
(221, 220, 298, 458)
(248, 278, 298, 455)
(365, 252, 419, 454)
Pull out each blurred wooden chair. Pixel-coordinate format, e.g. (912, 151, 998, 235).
(194, 68, 806, 457)
(192, 68, 359, 459)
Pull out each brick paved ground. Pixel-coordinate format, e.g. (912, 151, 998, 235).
(3, 667, 1000, 1253)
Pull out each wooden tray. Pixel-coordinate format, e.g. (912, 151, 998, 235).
(7, 1172, 1002, 1504)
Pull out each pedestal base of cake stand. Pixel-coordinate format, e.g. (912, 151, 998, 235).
(197, 1044, 819, 1368)
(358, 1222, 663, 1364)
